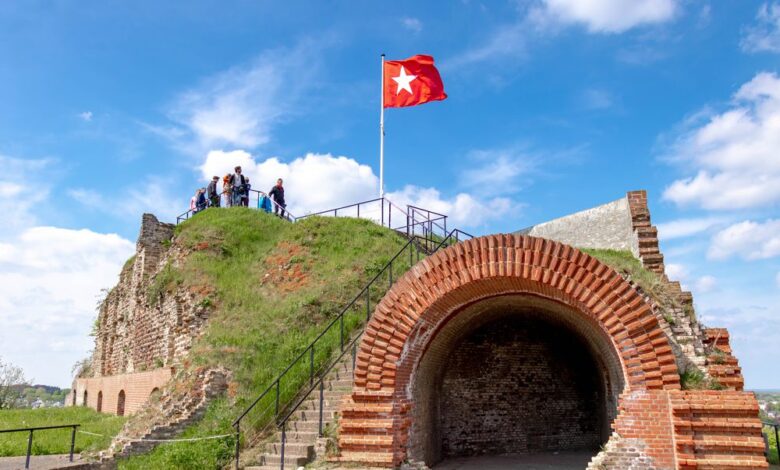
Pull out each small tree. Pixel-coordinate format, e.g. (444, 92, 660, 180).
(0, 356, 28, 409)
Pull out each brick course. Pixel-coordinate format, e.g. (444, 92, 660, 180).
(336, 233, 766, 469)
(71, 368, 172, 416)
(337, 234, 681, 468)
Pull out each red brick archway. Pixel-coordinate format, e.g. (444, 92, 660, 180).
(338, 235, 682, 468)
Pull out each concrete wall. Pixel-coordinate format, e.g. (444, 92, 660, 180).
(517, 196, 639, 257)
(71, 367, 172, 416)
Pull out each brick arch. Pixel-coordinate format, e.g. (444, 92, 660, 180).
(339, 234, 680, 467)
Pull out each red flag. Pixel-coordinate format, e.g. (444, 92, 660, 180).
(383, 55, 447, 108)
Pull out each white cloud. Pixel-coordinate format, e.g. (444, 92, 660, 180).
(401, 17, 423, 33)
(530, 0, 678, 34)
(444, 22, 528, 69)
(78, 111, 93, 122)
(663, 72, 780, 210)
(0, 226, 134, 386)
(199, 150, 516, 228)
(448, 0, 677, 69)
(708, 219, 780, 260)
(165, 40, 324, 154)
(386, 185, 516, 228)
(68, 177, 184, 223)
(0, 155, 52, 231)
(741, 2, 780, 53)
(0, 154, 137, 385)
(458, 148, 534, 195)
(694, 275, 717, 293)
(581, 88, 613, 110)
(665, 262, 689, 281)
(656, 216, 728, 240)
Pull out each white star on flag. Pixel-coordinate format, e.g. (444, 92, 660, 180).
(392, 66, 417, 95)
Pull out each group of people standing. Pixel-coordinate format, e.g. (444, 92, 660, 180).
(190, 166, 287, 218)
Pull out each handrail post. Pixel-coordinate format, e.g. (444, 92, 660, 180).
(366, 287, 370, 321)
(309, 346, 315, 386)
(340, 315, 344, 351)
(280, 422, 286, 470)
(318, 381, 325, 437)
(352, 342, 357, 373)
(69, 426, 76, 462)
(775, 424, 779, 463)
(357, 203, 360, 219)
(388, 260, 393, 288)
(275, 379, 280, 416)
(234, 422, 241, 470)
(25, 430, 32, 469)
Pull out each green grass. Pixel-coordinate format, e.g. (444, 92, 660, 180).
(119, 208, 415, 469)
(580, 249, 666, 300)
(0, 407, 125, 457)
(117, 400, 234, 470)
(766, 424, 779, 465)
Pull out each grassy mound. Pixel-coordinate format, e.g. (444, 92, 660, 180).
(0, 407, 125, 457)
(580, 249, 664, 298)
(118, 208, 414, 469)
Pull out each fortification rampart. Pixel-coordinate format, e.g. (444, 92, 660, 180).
(72, 213, 216, 418)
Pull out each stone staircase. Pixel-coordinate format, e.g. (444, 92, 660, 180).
(246, 350, 355, 470)
(105, 367, 229, 459)
(671, 390, 768, 470)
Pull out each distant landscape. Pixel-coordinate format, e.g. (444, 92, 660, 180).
(5, 385, 70, 409)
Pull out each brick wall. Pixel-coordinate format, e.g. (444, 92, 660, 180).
(88, 214, 211, 381)
(337, 234, 682, 468)
(438, 315, 604, 458)
(404, 295, 623, 465)
(71, 368, 172, 416)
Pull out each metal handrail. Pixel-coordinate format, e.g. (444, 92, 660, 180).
(0, 424, 80, 469)
(233, 228, 473, 470)
(176, 189, 295, 224)
(232, 233, 431, 427)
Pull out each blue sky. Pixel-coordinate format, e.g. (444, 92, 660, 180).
(1, 0, 779, 389)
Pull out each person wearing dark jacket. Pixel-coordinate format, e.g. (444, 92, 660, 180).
(229, 166, 248, 207)
(269, 178, 286, 218)
(207, 176, 220, 207)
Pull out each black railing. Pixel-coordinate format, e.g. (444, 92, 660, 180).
(232, 228, 473, 469)
(764, 421, 780, 463)
(0, 424, 79, 469)
(176, 189, 295, 224)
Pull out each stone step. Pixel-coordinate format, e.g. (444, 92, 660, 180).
(264, 441, 314, 458)
(286, 418, 334, 433)
(255, 452, 309, 468)
(265, 430, 320, 444)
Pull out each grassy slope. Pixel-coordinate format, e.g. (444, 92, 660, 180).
(580, 248, 665, 300)
(0, 407, 125, 456)
(119, 208, 412, 469)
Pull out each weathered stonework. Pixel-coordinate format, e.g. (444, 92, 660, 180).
(71, 368, 172, 416)
(71, 213, 217, 420)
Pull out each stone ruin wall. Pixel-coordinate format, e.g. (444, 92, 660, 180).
(72, 213, 217, 416)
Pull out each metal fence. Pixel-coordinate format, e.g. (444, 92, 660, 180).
(0, 424, 79, 469)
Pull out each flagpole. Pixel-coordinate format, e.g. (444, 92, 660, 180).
(379, 53, 385, 199)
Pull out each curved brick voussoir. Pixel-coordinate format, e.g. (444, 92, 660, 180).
(354, 234, 678, 394)
(339, 234, 682, 468)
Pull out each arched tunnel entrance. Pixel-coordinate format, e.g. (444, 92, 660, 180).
(338, 235, 682, 469)
(409, 295, 624, 468)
